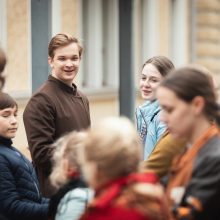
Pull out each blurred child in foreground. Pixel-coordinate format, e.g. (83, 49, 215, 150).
(48, 131, 93, 220)
(0, 92, 48, 220)
(79, 116, 170, 220)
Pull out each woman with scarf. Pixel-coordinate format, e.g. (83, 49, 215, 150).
(157, 66, 220, 220)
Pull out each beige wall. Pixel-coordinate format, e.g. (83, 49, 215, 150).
(5, 0, 30, 93)
(196, 0, 220, 74)
(13, 99, 30, 158)
(61, 0, 79, 35)
(3, 0, 30, 157)
(159, 0, 171, 55)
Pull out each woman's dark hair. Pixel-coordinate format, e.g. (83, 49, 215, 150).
(0, 92, 17, 110)
(160, 66, 220, 125)
(143, 55, 175, 77)
(0, 48, 6, 89)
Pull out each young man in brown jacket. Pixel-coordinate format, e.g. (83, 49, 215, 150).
(23, 33, 91, 197)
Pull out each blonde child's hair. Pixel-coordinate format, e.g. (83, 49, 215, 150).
(50, 131, 87, 190)
(80, 116, 142, 181)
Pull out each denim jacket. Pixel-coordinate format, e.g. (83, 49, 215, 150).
(136, 100, 166, 159)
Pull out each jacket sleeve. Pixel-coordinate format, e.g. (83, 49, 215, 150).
(23, 93, 55, 171)
(155, 113, 166, 141)
(175, 154, 220, 219)
(142, 132, 185, 178)
(78, 91, 91, 126)
(84, 96, 91, 124)
(56, 188, 92, 220)
(186, 154, 220, 204)
(0, 155, 49, 220)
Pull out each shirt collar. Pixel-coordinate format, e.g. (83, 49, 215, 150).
(0, 136, 12, 147)
(48, 75, 77, 94)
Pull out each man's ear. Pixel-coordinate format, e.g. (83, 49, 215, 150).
(48, 56, 53, 67)
(192, 96, 205, 115)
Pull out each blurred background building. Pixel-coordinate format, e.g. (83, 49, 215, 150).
(0, 0, 220, 156)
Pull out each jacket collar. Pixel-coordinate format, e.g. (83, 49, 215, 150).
(0, 136, 12, 147)
(138, 100, 161, 117)
(48, 75, 77, 94)
(91, 172, 158, 209)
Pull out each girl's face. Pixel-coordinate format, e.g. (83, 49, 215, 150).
(140, 63, 163, 101)
(0, 106, 18, 139)
(157, 87, 196, 140)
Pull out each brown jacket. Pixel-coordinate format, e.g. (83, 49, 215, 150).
(23, 75, 91, 197)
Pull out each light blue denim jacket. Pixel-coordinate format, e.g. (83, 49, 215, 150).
(55, 187, 93, 220)
(136, 100, 166, 159)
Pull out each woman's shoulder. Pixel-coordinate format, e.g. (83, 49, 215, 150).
(199, 135, 220, 157)
(192, 135, 220, 175)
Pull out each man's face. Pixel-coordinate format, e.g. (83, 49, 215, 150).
(48, 42, 81, 86)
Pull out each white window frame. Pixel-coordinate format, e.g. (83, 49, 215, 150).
(79, 0, 119, 90)
(142, 0, 160, 62)
(51, 0, 61, 37)
(133, 0, 160, 89)
(170, 0, 189, 66)
(103, 0, 119, 88)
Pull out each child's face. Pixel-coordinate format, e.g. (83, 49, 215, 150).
(0, 106, 18, 139)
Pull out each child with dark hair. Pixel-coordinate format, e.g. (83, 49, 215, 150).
(0, 92, 49, 220)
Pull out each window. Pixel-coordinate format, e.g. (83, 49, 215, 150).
(51, 0, 61, 36)
(141, 0, 160, 62)
(79, 0, 190, 91)
(80, 0, 119, 90)
(133, 0, 160, 87)
(170, 0, 189, 66)
(133, 0, 190, 87)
